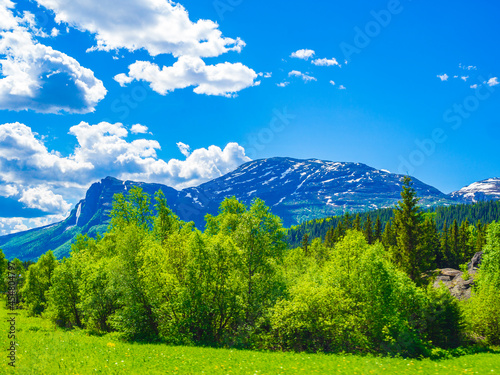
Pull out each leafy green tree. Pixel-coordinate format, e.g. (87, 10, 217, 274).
(21, 251, 58, 316)
(467, 221, 500, 344)
(0, 249, 7, 293)
(47, 256, 82, 328)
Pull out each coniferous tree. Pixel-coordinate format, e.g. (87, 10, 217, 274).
(420, 217, 439, 271)
(440, 221, 451, 267)
(374, 215, 382, 243)
(363, 215, 373, 244)
(474, 220, 487, 253)
(449, 220, 460, 268)
(393, 177, 424, 281)
(382, 220, 397, 250)
(301, 233, 310, 256)
(458, 219, 472, 265)
(353, 214, 362, 232)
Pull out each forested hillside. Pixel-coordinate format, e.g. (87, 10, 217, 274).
(288, 200, 500, 256)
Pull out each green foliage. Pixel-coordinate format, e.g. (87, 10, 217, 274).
(14, 186, 489, 357)
(268, 231, 461, 356)
(466, 221, 500, 344)
(393, 177, 424, 281)
(21, 250, 58, 316)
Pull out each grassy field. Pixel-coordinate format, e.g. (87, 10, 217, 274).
(1, 302, 499, 374)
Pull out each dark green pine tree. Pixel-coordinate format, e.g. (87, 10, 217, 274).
(324, 227, 335, 248)
(363, 215, 373, 244)
(393, 176, 424, 281)
(474, 220, 487, 253)
(353, 213, 362, 232)
(449, 219, 460, 268)
(458, 219, 472, 265)
(420, 216, 439, 271)
(382, 220, 397, 250)
(301, 233, 310, 256)
(374, 215, 382, 243)
(440, 220, 451, 268)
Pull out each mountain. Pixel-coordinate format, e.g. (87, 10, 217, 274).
(450, 178, 500, 203)
(0, 157, 456, 261)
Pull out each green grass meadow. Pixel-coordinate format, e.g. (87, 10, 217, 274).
(1, 302, 499, 374)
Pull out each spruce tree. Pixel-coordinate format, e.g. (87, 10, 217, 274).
(440, 220, 451, 267)
(374, 215, 382, 243)
(393, 176, 424, 281)
(363, 215, 373, 244)
(353, 214, 362, 232)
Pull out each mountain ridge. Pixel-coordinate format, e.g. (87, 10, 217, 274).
(1, 157, 497, 261)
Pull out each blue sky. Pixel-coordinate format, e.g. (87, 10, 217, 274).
(0, 0, 499, 234)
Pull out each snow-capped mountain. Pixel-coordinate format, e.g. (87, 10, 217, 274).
(0, 157, 456, 260)
(450, 178, 500, 203)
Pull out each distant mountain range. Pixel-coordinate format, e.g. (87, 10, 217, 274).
(450, 178, 500, 202)
(1, 157, 498, 261)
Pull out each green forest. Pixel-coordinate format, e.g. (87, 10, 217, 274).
(2, 177, 500, 358)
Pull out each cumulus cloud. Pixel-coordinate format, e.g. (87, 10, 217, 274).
(131, 124, 149, 134)
(115, 56, 259, 97)
(19, 186, 71, 213)
(312, 58, 340, 67)
(0, 121, 252, 233)
(461, 76, 469, 82)
(338, 85, 346, 90)
(437, 74, 449, 81)
(329, 80, 335, 86)
(176, 142, 191, 158)
(34, 0, 245, 58)
(288, 70, 317, 82)
(487, 77, 499, 87)
(277, 81, 289, 87)
(290, 49, 315, 60)
(0, 1, 106, 113)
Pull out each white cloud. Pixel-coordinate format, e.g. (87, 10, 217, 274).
(176, 142, 191, 157)
(115, 56, 259, 97)
(487, 77, 499, 87)
(288, 70, 316, 82)
(19, 186, 71, 213)
(34, 0, 245, 58)
(290, 49, 315, 60)
(470, 84, 478, 89)
(277, 81, 289, 87)
(312, 58, 340, 67)
(437, 74, 449, 81)
(0, 184, 18, 197)
(0, 121, 252, 232)
(131, 124, 149, 134)
(0, 215, 66, 236)
(461, 76, 469, 82)
(329, 80, 335, 86)
(338, 85, 346, 90)
(459, 63, 477, 70)
(0, 1, 107, 113)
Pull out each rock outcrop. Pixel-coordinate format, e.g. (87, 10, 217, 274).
(432, 251, 483, 300)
